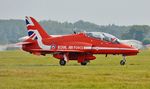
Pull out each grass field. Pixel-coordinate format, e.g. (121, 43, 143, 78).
(0, 50, 150, 89)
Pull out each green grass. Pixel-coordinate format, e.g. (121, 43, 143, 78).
(0, 50, 150, 89)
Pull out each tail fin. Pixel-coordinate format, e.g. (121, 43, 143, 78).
(25, 16, 50, 40)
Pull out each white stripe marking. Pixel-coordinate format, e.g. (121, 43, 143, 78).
(30, 30, 51, 50)
(91, 47, 136, 50)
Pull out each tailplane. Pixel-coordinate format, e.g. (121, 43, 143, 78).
(25, 16, 50, 40)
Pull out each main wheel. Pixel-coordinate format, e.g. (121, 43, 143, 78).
(59, 60, 66, 66)
(81, 61, 87, 66)
(120, 60, 125, 65)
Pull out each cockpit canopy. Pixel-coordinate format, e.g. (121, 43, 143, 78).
(85, 32, 120, 44)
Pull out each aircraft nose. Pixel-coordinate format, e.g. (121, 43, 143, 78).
(121, 44, 139, 55)
(133, 48, 139, 53)
(130, 46, 139, 54)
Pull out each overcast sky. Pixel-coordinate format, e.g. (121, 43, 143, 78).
(0, 0, 150, 25)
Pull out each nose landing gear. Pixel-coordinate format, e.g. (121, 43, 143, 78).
(120, 55, 126, 65)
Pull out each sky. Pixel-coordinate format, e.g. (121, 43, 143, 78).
(0, 0, 150, 25)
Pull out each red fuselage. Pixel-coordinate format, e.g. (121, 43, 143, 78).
(23, 33, 138, 59)
(21, 16, 139, 65)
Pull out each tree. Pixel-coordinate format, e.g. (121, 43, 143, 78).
(122, 25, 150, 41)
(143, 39, 150, 45)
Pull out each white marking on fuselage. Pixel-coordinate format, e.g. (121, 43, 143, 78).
(91, 47, 136, 50)
(51, 35, 64, 37)
(30, 30, 51, 50)
(84, 46, 92, 50)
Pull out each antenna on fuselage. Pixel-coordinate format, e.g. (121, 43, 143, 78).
(72, 28, 77, 34)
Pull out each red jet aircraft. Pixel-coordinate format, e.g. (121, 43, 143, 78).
(20, 16, 139, 66)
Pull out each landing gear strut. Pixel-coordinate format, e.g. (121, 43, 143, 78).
(59, 54, 68, 66)
(59, 59, 66, 66)
(120, 55, 126, 65)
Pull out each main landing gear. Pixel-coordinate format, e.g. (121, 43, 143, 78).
(59, 54, 68, 66)
(59, 59, 89, 66)
(120, 55, 126, 65)
(80, 60, 89, 66)
(59, 59, 66, 66)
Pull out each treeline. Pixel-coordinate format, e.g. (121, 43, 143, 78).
(0, 19, 150, 44)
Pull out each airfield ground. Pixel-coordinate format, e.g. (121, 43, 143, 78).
(0, 50, 150, 89)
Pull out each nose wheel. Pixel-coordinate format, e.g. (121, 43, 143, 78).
(120, 55, 126, 65)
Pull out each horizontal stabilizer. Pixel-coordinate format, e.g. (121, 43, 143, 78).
(16, 42, 32, 45)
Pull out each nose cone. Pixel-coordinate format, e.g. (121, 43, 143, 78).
(131, 47, 139, 54)
(121, 44, 139, 55)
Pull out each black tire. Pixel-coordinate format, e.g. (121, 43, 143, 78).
(81, 61, 87, 66)
(120, 60, 125, 65)
(59, 60, 66, 66)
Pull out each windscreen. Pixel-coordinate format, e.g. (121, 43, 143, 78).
(85, 32, 120, 44)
